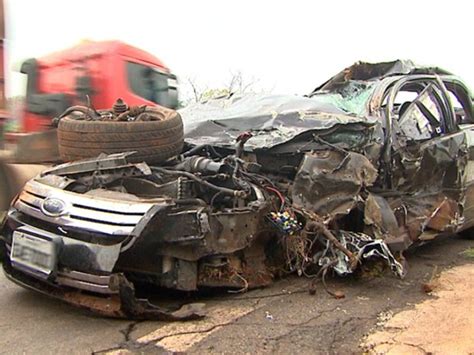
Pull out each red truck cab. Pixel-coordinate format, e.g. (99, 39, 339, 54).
(20, 40, 178, 132)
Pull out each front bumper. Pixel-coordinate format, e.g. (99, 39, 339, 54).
(3, 211, 123, 275)
(2, 257, 204, 320)
(0, 213, 205, 320)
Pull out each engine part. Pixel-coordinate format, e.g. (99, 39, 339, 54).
(112, 98, 128, 114)
(175, 156, 230, 175)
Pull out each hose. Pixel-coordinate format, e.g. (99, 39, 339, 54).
(151, 167, 247, 198)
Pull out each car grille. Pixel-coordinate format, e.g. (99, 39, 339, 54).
(14, 180, 161, 236)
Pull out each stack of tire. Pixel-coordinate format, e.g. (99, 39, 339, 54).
(57, 106, 184, 164)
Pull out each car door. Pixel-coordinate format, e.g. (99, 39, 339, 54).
(383, 76, 469, 238)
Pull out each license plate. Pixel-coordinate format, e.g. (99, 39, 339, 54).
(10, 231, 57, 277)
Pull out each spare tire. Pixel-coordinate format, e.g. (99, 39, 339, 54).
(57, 107, 184, 164)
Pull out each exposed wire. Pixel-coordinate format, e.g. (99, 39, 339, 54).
(227, 272, 249, 294)
(266, 186, 285, 211)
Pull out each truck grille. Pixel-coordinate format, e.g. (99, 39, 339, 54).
(15, 180, 161, 236)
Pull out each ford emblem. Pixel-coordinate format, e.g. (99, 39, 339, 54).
(41, 198, 66, 217)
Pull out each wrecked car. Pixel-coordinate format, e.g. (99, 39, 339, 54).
(1, 60, 473, 319)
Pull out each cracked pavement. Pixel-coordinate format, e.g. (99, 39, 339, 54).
(0, 234, 473, 354)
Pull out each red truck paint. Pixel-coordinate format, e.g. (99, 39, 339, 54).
(21, 40, 176, 132)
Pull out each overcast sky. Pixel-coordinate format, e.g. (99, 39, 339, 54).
(4, 0, 473, 100)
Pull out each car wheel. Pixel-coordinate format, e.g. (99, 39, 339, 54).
(57, 108, 184, 164)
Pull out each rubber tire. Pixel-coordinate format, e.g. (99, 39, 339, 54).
(57, 110, 184, 164)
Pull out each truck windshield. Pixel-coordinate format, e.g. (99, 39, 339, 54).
(126, 61, 178, 109)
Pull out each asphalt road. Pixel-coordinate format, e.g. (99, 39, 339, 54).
(0, 234, 473, 354)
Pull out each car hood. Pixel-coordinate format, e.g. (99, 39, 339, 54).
(180, 91, 378, 151)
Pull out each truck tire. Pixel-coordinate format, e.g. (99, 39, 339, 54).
(57, 109, 184, 164)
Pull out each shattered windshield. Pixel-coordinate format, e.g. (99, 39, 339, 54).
(309, 81, 376, 116)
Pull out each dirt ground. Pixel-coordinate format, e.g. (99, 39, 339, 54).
(0, 233, 473, 354)
(362, 263, 474, 354)
(103, 234, 474, 354)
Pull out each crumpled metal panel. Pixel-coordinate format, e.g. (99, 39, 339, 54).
(292, 150, 377, 218)
(181, 94, 378, 151)
(364, 193, 400, 238)
(361, 192, 462, 251)
(390, 134, 466, 196)
(392, 195, 460, 241)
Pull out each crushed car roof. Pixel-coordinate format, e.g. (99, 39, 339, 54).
(311, 59, 452, 92)
(180, 60, 452, 151)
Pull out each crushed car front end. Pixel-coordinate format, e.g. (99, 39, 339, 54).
(0, 152, 273, 318)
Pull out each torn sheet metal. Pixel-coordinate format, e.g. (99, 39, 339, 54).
(311, 59, 452, 93)
(181, 93, 378, 151)
(319, 231, 405, 278)
(292, 151, 378, 218)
